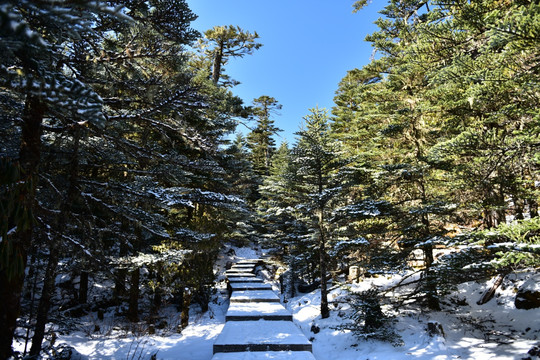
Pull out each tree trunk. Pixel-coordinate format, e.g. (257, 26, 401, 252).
(287, 247, 296, 299)
(529, 199, 539, 218)
(180, 288, 191, 329)
(422, 218, 439, 310)
(30, 126, 81, 357)
(199, 291, 210, 313)
(0, 95, 44, 360)
(212, 42, 224, 84)
(114, 268, 127, 300)
(152, 266, 163, 315)
(514, 196, 524, 220)
(483, 186, 505, 228)
(128, 268, 140, 322)
(423, 242, 440, 311)
(29, 244, 59, 357)
(417, 173, 440, 311)
(0, 272, 26, 360)
(79, 271, 88, 304)
(483, 208, 505, 228)
(114, 242, 129, 301)
(22, 254, 39, 357)
(319, 211, 329, 319)
(477, 273, 506, 305)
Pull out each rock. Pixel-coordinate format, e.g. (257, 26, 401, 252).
(310, 324, 320, 334)
(298, 280, 320, 293)
(157, 320, 168, 329)
(522, 343, 540, 360)
(53, 344, 85, 360)
(515, 274, 540, 310)
(527, 344, 539, 357)
(66, 304, 88, 318)
(427, 321, 445, 338)
(348, 266, 360, 283)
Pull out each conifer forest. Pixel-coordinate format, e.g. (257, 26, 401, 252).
(0, 1, 539, 359)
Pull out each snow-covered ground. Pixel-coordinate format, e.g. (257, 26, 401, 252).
(14, 284, 229, 360)
(14, 246, 539, 359)
(287, 272, 540, 360)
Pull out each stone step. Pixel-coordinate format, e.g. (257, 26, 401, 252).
(212, 351, 316, 360)
(213, 321, 312, 354)
(231, 263, 256, 268)
(226, 301, 292, 321)
(236, 259, 263, 265)
(226, 272, 257, 278)
(229, 282, 272, 292)
(230, 266, 255, 272)
(226, 268, 255, 273)
(230, 290, 280, 303)
(228, 277, 263, 283)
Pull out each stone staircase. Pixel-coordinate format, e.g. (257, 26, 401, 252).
(212, 260, 316, 360)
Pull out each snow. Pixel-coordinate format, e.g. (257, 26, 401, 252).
(214, 320, 312, 346)
(519, 275, 540, 292)
(226, 272, 257, 277)
(62, 322, 221, 359)
(230, 282, 273, 291)
(227, 268, 257, 273)
(228, 277, 263, 283)
(232, 264, 256, 268)
(230, 290, 281, 303)
(14, 295, 229, 360)
(226, 302, 291, 318)
(233, 247, 261, 260)
(16, 243, 539, 360)
(212, 351, 316, 360)
(0, 226, 18, 244)
(231, 266, 257, 272)
(237, 259, 264, 265)
(285, 271, 540, 360)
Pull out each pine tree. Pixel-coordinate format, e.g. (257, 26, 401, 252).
(257, 142, 308, 297)
(1, 0, 255, 356)
(0, 2, 124, 356)
(331, 0, 540, 310)
(332, 0, 456, 310)
(197, 25, 262, 85)
(291, 107, 350, 319)
(246, 96, 282, 177)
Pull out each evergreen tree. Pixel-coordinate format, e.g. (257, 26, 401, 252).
(0, 2, 122, 357)
(246, 95, 282, 177)
(0, 0, 255, 356)
(257, 142, 308, 297)
(331, 0, 539, 309)
(291, 107, 350, 319)
(197, 25, 262, 85)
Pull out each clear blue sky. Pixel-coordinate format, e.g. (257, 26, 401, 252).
(186, 0, 386, 145)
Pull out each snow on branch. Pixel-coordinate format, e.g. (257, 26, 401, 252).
(331, 237, 370, 255)
(152, 187, 245, 209)
(114, 249, 192, 268)
(175, 228, 215, 243)
(81, 192, 170, 239)
(333, 199, 392, 220)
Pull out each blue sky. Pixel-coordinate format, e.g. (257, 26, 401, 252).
(186, 0, 386, 144)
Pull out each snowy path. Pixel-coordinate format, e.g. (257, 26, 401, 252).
(212, 260, 316, 360)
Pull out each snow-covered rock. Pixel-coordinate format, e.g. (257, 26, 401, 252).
(515, 273, 540, 309)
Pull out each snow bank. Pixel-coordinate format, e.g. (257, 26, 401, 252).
(285, 271, 540, 360)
